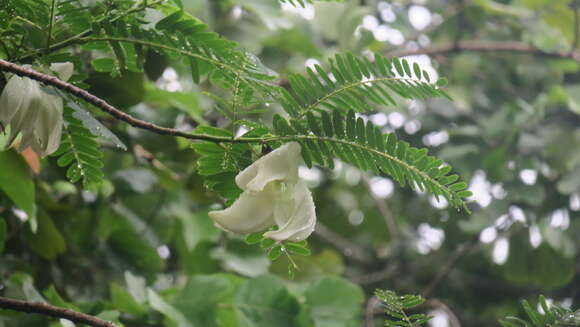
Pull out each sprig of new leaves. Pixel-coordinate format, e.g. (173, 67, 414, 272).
(499, 295, 580, 327)
(375, 289, 432, 327)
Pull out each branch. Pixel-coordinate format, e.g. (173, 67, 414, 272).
(0, 59, 258, 144)
(365, 295, 381, 327)
(420, 235, 481, 298)
(314, 222, 375, 264)
(0, 296, 118, 327)
(363, 175, 398, 241)
(386, 40, 580, 63)
(425, 299, 462, 327)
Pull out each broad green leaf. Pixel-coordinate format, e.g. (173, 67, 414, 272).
(175, 274, 242, 327)
(110, 283, 148, 316)
(304, 277, 364, 327)
(91, 58, 116, 73)
(148, 288, 193, 327)
(235, 275, 300, 327)
(213, 239, 270, 277)
(0, 150, 36, 231)
(24, 211, 65, 260)
(67, 102, 127, 150)
(0, 218, 5, 254)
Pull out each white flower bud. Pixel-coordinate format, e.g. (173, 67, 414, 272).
(0, 62, 73, 157)
(208, 142, 317, 242)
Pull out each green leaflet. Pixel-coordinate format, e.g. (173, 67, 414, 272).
(0, 150, 37, 231)
(52, 106, 105, 190)
(272, 111, 472, 210)
(280, 53, 450, 118)
(375, 289, 432, 327)
(499, 295, 580, 327)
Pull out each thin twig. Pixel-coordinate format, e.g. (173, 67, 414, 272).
(386, 40, 580, 63)
(314, 222, 374, 264)
(425, 299, 462, 327)
(45, 0, 58, 55)
(0, 59, 255, 144)
(350, 264, 398, 285)
(420, 235, 480, 298)
(363, 175, 398, 241)
(365, 295, 381, 327)
(0, 296, 118, 327)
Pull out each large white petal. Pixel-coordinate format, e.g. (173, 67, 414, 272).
(33, 92, 63, 156)
(235, 142, 301, 192)
(5, 79, 41, 148)
(264, 181, 316, 242)
(0, 75, 34, 126)
(208, 187, 277, 234)
(50, 62, 74, 81)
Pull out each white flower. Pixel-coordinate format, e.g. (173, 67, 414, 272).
(208, 142, 316, 242)
(0, 62, 73, 157)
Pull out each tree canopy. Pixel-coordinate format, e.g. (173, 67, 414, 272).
(1, 0, 580, 326)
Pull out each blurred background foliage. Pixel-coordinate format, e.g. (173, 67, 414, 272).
(1, 0, 580, 326)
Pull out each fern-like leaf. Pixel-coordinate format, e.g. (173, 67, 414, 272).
(278, 0, 343, 7)
(52, 106, 105, 189)
(272, 110, 472, 209)
(376, 289, 432, 327)
(85, 8, 279, 96)
(280, 53, 449, 118)
(499, 296, 580, 327)
(191, 126, 256, 201)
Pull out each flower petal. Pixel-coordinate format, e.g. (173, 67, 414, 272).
(235, 142, 301, 192)
(264, 181, 316, 242)
(208, 187, 277, 234)
(50, 62, 74, 81)
(33, 92, 63, 156)
(0, 75, 34, 127)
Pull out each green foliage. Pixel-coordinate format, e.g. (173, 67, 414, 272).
(375, 289, 432, 327)
(279, 0, 343, 7)
(499, 296, 580, 327)
(2, 1, 580, 327)
(52, 105, 104, 190)
(0, 150, 36, 231)
(272, 110, 471, 209)
(304, 277, 365, 327)
(280, 54, 449, 118)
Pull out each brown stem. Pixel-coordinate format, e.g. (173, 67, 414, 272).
(365, 296, 381, 327)
(0, 296, 118, 327)
(420, 235, 481, 298)
(363, 175, 397, 241)
(0, 59, 252, 144)
(314, 222, 374, 264)
(386, 40, 580, 62)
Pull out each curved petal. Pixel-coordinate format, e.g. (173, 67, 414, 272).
(264, 181, 316, 242)
(0, 75, 35, 126)
(34, 93, 63, 156)
(208, 188, 277, 234)
(50, 62, 74, 81)
(235, 142, 301, 192)
(5, 79, 41, 148)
